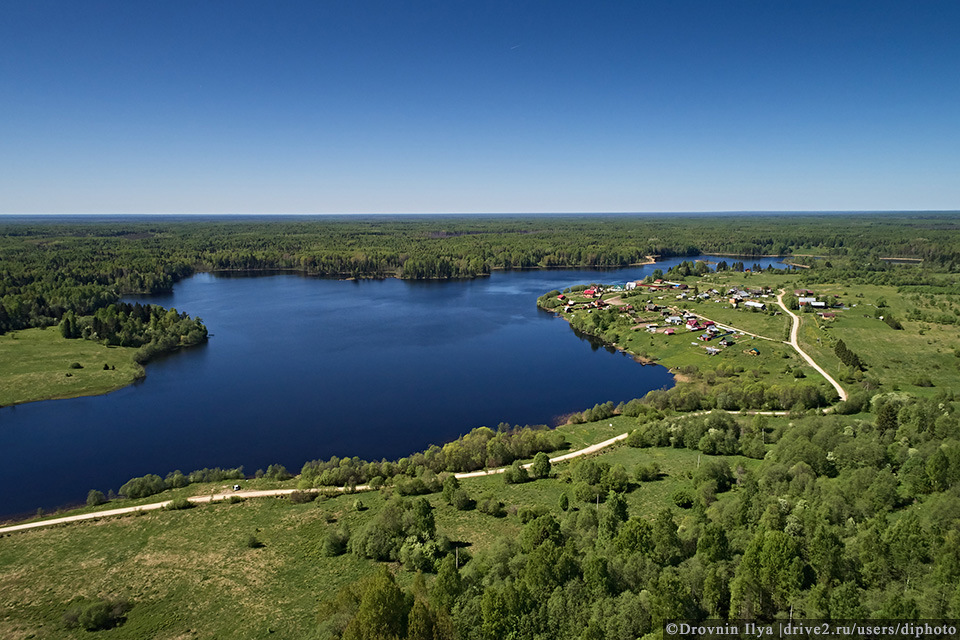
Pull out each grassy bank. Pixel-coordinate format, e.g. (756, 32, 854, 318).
(0, 430, 755, 639)
(0, 328, 143, 407)
(546, 267, 960, 403)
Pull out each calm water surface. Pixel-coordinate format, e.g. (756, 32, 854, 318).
(0, 257, 788, 518)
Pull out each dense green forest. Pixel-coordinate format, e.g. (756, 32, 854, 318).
(2, 213, 959, 338)
(312, 395, 960, 640)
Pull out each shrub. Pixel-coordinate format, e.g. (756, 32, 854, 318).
(187, 466, 244, 483)
(321, 525, 350, 557)
(63, 597, 130, 631)
(635, 462, 661, 482)
(86, 489, 107, 507)
(264, 464, 293, 481)
(451, 488, 474, 511)
(119, 474, 166, 499)
(503, 460, 529, 484)
(165, 497, 193, 510)
(671, 488, 694, 509)
(477, 495, 506, 517)
(883, 315, 903, 330)
(165, 470, 190, 488)
(290, 490, 315, 504)
(531, 452, 551, 479)
(246, 534, 264, 549)
(518, 506, 548, 524)
(69, 362, 83, 369)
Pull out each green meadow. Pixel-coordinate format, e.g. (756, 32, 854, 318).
(0, 435, 755, 640)
(0, 328, 142, 407)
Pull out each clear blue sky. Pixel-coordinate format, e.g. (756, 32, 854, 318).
(2, 1, 959, 214)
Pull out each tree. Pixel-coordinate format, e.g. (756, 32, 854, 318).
(432, 555, 463, 612)
(696, 522, 731, 562)
(407, 599, 438, 640)
(652, 567, 691, 626)
(808, 525, 843, 585)
(504, 460, 529, 484)
(652, 509, 682, 565)
(119, 473, 166, 499)
(342, 568, 409, 640)
(583, 554, 612, 596)
(442, 475, 460, 505)
(730, 529, 803, 618)
(86, 489, 107, 506)
(481, 586, 512, 640)
(532, 452, 551, 479)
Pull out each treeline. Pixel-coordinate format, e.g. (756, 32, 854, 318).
(834, 339, 865, 371)
(317, 394, 960, 638)
(299, 424, 567, 490)
(59, 302, 207, 363)
(642, 375, 833, 412)
(3, 213, 959, 336)
(115, 467, 245, 500)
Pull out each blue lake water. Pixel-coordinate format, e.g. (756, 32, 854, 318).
(0, 256, 789, 518)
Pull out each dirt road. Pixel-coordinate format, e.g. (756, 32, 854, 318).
(776, 290, 848, 401)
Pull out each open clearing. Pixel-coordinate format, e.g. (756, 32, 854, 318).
(0, 328, 141, 407)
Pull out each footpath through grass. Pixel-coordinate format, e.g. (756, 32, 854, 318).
(0, 328, 142, 407)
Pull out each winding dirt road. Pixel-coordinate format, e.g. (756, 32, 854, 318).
(0, 436, 631, 534)
(776, 290, 847, 401)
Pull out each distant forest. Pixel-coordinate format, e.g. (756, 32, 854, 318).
(1, 213, 959, 337)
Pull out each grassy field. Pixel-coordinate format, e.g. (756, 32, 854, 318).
(557, 283, 830, 395)
(0, 329, 143, 407)
(786, 283, 960, 396)
(559, 267, 960, 401)
(0, 432, 757, 640)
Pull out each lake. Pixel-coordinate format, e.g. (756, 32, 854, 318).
(0, 256, 789, 518)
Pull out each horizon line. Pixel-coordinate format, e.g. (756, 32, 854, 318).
(2, 209, 959, 217)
